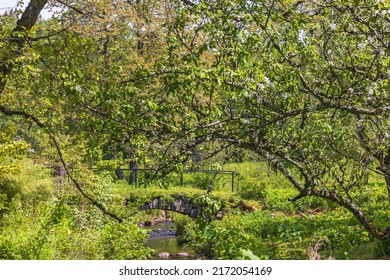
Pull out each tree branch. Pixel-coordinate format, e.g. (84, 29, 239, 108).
(310, 188, 390, 240)
(0, 104, 123, 223)
(179, 0, 195, 7)
(1, 0, 48, 95)
(55, 0, 84, 15)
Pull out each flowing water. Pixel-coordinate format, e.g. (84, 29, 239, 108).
(144, 220, 194, 260)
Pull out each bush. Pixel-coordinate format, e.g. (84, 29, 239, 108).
(173, 214, 194, 242)
(0, 159, 54, 203)
(238, 178, 266, 201)
(0, 191, 154, 260)
(98, 221, 154, 260)
(375, 238, 390, 259)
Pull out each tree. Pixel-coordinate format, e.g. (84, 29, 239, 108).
(0, 0, 48, 94)
(0, 0, 125, 222)
(163, 0, 390, 239)
(0, 0, 205, 221)
(1, 0, 389, 241)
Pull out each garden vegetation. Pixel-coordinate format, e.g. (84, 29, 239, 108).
(1, 0, 389, 259)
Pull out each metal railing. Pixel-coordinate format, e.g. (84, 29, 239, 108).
(92, 167, 240, 192)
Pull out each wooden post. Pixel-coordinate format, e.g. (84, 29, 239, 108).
(237, 170, 240, 191)
(129, 161, 138, 185)
(180, 173, 183, 185)
(231, 167, 237, 193)
(231, 171, 234, 193)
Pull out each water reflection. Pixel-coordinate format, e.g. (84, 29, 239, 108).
(143, 221, 194, 260)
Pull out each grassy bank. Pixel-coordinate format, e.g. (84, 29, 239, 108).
(1, 160, 389, 259)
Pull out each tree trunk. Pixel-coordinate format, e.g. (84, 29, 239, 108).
(129, 161, 138, 185)
(380, 146, 390, 207)
(115, 166, 125, 180)
(385, 175, 390, 208)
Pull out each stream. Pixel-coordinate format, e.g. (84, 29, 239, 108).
(144, 220, 194, 260)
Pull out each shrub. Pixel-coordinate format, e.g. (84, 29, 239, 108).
(238, 178, 266, 201)
(98, 220, 154, 260)
(0, 159, 54, 203)
(375, 238, 390, 259)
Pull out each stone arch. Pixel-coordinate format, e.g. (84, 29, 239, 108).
(138, 197, 203, 219)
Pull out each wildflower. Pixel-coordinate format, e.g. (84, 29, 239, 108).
(357, 42, 366, 50)
(298, 29, 307, 44)
(257, 83, 265, 90)
(264, 76, 274, 87)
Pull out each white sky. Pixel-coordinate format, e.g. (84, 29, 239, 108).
(0, 0, 55, 19)
(0, 0, 21, 8)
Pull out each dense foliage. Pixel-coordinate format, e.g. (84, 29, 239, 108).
(1, 0, 390, 259)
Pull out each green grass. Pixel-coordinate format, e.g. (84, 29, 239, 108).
(104, 160, 390, 259)
(2, 159, 388, 260)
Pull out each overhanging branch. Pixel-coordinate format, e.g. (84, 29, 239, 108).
(0, 104, 124, 223)
(1, 0, 48, 95)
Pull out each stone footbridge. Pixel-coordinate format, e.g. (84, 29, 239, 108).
(138, 197, 222, 219)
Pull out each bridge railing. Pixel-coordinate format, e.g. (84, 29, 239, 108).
(92, 167, 240, 192)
